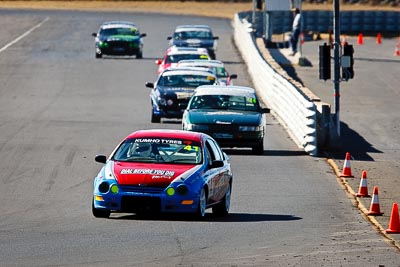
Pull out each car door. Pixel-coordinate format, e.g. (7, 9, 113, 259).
(204, 139, 229, 203)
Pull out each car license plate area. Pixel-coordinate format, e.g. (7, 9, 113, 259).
(121, 196, 161, 213)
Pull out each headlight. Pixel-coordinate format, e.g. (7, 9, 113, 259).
(239, 126, 262, 131)
(158, 97, 167, 106)
(186, 124, 209, 131)
(166, 184, 188, 196)
(99, 41, 108, 48)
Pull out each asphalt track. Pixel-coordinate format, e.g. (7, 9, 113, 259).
(0, 8, 400, 266)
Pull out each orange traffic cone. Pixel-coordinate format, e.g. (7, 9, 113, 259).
(376, 33, 382, 44)
(395, 44, 400, 56)
(341, 34, 348, 46)
(386, 202, 400, 234)
(340, 152, 354, 177)
(368, 186, 384, 216)
(300, 32, 305, 45)
(355, 170, 370, 197)
(357, 33, 363, 45)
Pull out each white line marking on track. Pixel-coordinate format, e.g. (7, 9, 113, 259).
(0, 17, 49, 54)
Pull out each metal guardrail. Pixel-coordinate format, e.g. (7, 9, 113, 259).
(233, 14, 318, 156)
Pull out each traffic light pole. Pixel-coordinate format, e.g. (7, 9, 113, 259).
(333, 0, 341, 137)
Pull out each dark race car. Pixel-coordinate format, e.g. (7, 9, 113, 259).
(145, 67, 219, 123)
(182, 85, 270, 155)
(92, 129, 233, 219)
(92, 21, 146, 58)
(167, 25, 218, 59)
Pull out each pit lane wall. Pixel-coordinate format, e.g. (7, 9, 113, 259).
(233, 13, 324, 156)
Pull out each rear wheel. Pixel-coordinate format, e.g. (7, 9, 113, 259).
(92, 199, 110, 218)
(212, 182, 231, 216)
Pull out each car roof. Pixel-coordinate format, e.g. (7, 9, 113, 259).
(177, 59, 224, 68)
(194, 85, 257, 97)
(175, 25, 212, 32)
(160, 67, 217, 77)
(166, 46, 209, 55)
(126, 129, 204, 142)
(101, 21, 138, 29)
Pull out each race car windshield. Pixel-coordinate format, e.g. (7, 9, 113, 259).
(189, 95, 260, 111)
(165, 54, 209, 64)
(100, 27, 139, 37)
(174, 31, 212, 40)
(158, 75, 216, 87)
(112, 139, 203, 164)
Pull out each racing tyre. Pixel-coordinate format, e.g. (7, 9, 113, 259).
(95, 52, 102, 58)
(212, 182, 231, 217)
(195, 187, 207, 219)
(252, 140, 264, 155)
(92, 199, 110, 218)
(136, 52, 143, 59)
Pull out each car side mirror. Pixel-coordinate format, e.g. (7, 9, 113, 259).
(230, 74, 238, 80)
(155, 59, 162, 65)
(95, 155, 107, 164)
(261, 107, 270, 113)
(213, 36, 219, 40)
(145, 82, 154, 88)
(211, 160, 224, 169)
(167, 36, 172, 40)
(141, 33, 147, 38)
(92, 33, 97, 37)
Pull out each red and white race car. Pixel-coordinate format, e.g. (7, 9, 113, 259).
(155, 46, 210, 74)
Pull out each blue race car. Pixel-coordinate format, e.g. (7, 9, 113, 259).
(167, 25, 218, 59)
(92, 129, 233, 219)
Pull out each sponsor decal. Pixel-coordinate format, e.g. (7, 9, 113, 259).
(121, 168, 175, 178)
(134, 139, 183, 145)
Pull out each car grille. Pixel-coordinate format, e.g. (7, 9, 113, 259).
(120, 185, 165, 194)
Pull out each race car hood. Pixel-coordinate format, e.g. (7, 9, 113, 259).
(112, 161, 197, 187)
(102, 35, 140, 42)
(157, 86, 196, 99)
(187, 110, 262, 125)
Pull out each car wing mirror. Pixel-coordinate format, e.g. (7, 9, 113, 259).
(155, 59, 162, 65)
(261, 107, 271, 113)
(145, 82, 155, 88)
(213, 36, 219, 40)
(230, 74, 238, 79)
(141, 33, 147, 37)
(95, 155, 107, 164)
(211, 160, 224, 169)
(167, 36, 172, 40)
(92, 33, 97, 37)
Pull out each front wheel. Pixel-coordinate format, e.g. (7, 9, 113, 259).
(195, 187, 207, 219)
(136, 51, 143, 59)
(92, 199, 110, 218)
(212, 182, 231, 216)
(252, 140, 264, 155)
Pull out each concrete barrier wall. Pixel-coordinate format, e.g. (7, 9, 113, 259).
(233, 14, 318, 156)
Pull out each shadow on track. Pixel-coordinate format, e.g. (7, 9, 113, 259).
(108, 212, 302, 222)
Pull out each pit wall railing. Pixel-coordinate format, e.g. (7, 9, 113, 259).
(233, 13, 326, 156)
